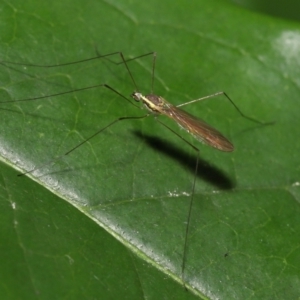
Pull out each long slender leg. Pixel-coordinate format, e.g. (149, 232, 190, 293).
(156, 119, 199, 286)
(1, 51, 158, 98)
(0, 51, 152, 68)
(0, 84, 142, 113)
(0, 51, 123, 68)
(95, 51, 157, 92)
(177, 91, 274, 125)
(19, 114, 149, 176)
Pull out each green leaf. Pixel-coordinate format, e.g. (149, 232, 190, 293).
(0, 0, 299, 299)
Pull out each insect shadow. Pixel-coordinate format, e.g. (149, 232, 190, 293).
(133, 130, 234, 189)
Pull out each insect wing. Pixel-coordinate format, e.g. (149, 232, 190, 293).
(164, 105, 234, 152)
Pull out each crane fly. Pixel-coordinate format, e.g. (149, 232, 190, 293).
(0, 51, 268, 289)
(131, 92, 234, 152)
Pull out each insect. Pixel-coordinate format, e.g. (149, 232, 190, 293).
(0, 51, 268, 288)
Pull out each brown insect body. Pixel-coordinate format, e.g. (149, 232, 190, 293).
(131, 92, 234, 152)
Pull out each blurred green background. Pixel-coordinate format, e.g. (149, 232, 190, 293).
(227, 0, 300, 21)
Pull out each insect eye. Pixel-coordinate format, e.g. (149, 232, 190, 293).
(131, 92, 141, 102)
